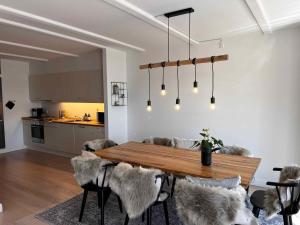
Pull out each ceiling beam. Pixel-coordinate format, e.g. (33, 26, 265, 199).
(0, 4, 145, 51)
(0, 52, 48, 61)
(103, 0, 199, 45)
(244, 0, 272, 33)
(0, 40, 78, 57)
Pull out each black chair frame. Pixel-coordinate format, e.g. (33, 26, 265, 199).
(252, 167, 300, 225)
(123, 173, 170, 225)
(79, 162, 123, 225)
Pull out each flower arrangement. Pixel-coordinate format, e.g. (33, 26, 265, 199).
(193, 128, 224, 151)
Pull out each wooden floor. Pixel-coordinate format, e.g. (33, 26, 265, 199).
(0, 149, 81, 225)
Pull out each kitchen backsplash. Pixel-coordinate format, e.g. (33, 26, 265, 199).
(42, 102, 104, 120)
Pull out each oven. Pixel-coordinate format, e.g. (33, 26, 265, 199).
(31, 121, 44, 144)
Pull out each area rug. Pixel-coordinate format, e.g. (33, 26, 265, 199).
(36, 191, 283, 225)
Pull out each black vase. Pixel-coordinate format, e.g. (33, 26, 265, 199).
(201, 147, 212, 166)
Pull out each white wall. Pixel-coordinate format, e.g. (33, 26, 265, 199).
(126, 27, 300, 186)
(103, 48, 128, 144)
(0, 59, 40, 153)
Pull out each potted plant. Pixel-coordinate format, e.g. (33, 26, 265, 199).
(193, 129, 223, 166)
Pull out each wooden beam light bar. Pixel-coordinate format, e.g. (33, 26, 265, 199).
(139, 54, 228, 70)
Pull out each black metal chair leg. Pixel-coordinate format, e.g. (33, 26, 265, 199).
(101, 190, 105, 225)
(117, 195, 123, 213)
(124, 214, 129, 225)
(163, 201, 170, 225)
(166, 176, 170, 186)
(142, 212, 145, 222)
(79, 189, 88, 222)
(252, 207, 260, 218)
(171, 177, 177, 197)
(288, 216, 293, 225)
(147, 207, 152, 225)
(97, 189, 101, 208)
(283, 215, 289, 225)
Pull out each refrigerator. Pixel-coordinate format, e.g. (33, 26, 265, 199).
(0, 77, 5, 149)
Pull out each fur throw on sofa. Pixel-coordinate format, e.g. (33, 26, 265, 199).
(109, 162, 162, 219)
(71, 154, 112, 187)
(264, 166, 300, 219)
(217, 145, 252, 157)
(83, 139, 118, 152)
(175, 179, 258, 225)
(142, 137, 173, 147)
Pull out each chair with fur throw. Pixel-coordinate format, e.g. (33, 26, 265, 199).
(142, 137, 173, 147)
(175, 179, 258, 225)
(250, 166, 300, 225)
(71, 151, 122, 225)
(109, 162, 170, 225)
(215, 145, 252, 157)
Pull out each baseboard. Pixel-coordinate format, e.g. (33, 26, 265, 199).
(29, 146, 76, 158)
(0, 145, 26, 154)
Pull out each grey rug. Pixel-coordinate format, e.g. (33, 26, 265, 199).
(36, 191, 283, 225)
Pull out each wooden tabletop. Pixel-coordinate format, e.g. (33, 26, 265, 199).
(95, 141, 261, 188)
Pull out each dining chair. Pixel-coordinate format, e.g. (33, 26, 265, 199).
(175, 179, 258, 225)
(250, 167, 300, 225)
(71, 154, 122, 225)
(110, 162, 170, 225)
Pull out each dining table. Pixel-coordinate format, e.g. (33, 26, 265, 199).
(95, 141, 261, 188)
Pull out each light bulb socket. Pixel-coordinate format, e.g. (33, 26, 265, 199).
(161, 84, 166, 90)
(210, 96, 215, 104)
(147, 100, 151, 106)
(176, 98, 180, 105)
(193, 81, 198, 88)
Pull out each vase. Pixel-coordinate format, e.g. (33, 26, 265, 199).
(201, 146, 212, 166)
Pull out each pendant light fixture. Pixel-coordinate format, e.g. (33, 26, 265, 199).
(160, 62, 166, 96)
(140, 8, 229, 111)
(192, 58, 198, 93)
(210, 56, 216, 110)
(175, 60, 181, 111)
(146, 64, 152, 112)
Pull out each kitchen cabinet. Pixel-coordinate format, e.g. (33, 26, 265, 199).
(44, 123, 75, 154)
(23, 120, 105, 156)
(74, 125, 105, 153)
(29, 70, 103, 103)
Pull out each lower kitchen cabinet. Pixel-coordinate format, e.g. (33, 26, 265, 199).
(44, 123, 75, 154)
(74, 125, 105, 153)
(24, 120, 105, 155)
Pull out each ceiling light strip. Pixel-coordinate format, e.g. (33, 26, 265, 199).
(0, 40, 78, 57)
(0, 52, 48, 61)
(0, 4, 145, 51)
(103, 0, 199, 45)
(0, 18, 109, 49)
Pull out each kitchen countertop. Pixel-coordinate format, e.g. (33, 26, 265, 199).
(22, 117, 104, 127)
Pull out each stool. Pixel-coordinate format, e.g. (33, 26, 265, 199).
(250, 190, 265, 217)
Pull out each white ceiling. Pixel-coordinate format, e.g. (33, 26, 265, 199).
(0, 0, 299, 61)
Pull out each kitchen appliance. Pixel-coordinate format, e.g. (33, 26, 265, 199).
(97, 112, 104, 123)
(31, 108, 43, 118)
(0, 78, 5, 149)
(31, 121, 44, 143)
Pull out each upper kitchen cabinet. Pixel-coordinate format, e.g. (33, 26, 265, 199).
(29, 70, 104, 103)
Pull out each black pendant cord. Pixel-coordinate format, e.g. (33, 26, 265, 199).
(168, 17, 170, 62)
(148, 65, 151, 101)
(188, 12, 191, 60)
(211, 57, 215, 97)
(177, 60, 180, 98)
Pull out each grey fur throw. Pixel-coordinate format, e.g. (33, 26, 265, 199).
(109, 163, 162, 219)
(71, 155, 112, 187)
(217, 145, 252, 157)
(175, 179, 258, 225)
(186, 175, 241, 189)
(142, 137, 173, 147)
(83, 139, 118, 152)
(264, 166, 300, 219)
